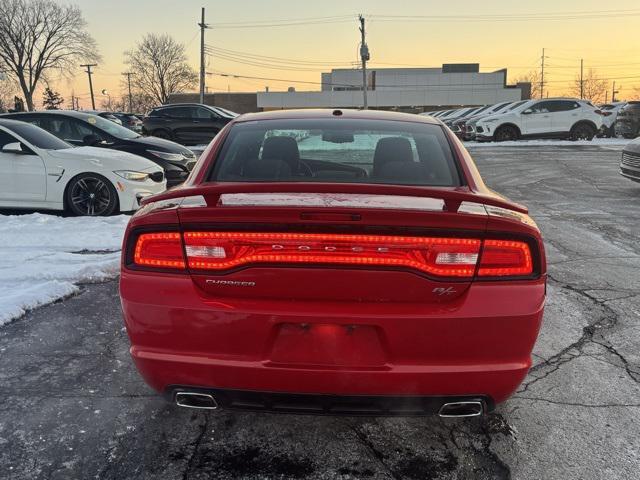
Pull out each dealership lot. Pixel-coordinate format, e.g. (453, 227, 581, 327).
(0, 143, 639, 480)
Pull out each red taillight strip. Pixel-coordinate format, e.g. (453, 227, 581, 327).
(133, 232, 185, 268)
(183, 231, 481, 277)
(130, 231, 535, 279)
(477, 239, 533, 277)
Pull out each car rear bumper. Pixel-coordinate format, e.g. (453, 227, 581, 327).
(165, 386, 495, 415)
(121, 272, 545, 406)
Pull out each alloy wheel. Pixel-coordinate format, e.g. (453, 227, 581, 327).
(70, 177, 112, 216)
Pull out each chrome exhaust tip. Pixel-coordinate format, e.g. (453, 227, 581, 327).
(175, 392, 218, 410)
(438, 401, 484, 418)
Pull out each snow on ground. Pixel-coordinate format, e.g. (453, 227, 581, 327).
(0, 213, 130, 325)
(465, 137, 633, 149)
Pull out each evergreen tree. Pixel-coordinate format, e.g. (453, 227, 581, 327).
(42, 87, 64, 110)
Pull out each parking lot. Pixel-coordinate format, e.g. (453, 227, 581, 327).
(1, 143, 639, 480)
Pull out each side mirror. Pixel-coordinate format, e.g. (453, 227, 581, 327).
(1, 142, 26, 154)
(83, 134, 101, 146)
(522, 109, 533, 115)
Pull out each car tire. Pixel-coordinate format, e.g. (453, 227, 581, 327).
(152, 129, 172, 140)
(494, 125, 519, 142)
(65, 173, 119, 217)
(570, 123, 596, 141)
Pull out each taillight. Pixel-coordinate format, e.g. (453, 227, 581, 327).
(183, 232, 481, 278)
(478, 240, 532, 277)
(595, 109, 603, 115)
(133, 232, 185, 268)
(129, 231, 535, 278)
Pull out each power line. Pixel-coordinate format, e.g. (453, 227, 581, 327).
(208, 15, 355, 29)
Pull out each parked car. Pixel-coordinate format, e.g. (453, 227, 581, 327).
(0, 119, 165, 216)
(1, 110, 197, 187)
(83, 110, 123, 125)
(442, 107, 481, 127)
(456, 102, 514, 140)
(475, 98, 602, 142)
(598, 102, 626, 137)
(120, 109, 546, 416)
(112, 112, 144, 133)
(615, 101, 640, 139)
(450, 105, 495, 138)
(143, 103, 234, 145)
(620, 136, 640, 183)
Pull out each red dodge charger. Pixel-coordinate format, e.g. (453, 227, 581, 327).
(120, 109, 545, 417)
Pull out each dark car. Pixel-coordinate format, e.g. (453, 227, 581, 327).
(1, 110, 197, 187)
(83, 110, 123, 125)
(112, 112, 143, 133)
(143, 103, 234, 145)
(620, 137, 640, 183)
(615, 101, 640, 139)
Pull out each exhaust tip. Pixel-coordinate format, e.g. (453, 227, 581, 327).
(175, 392, 218, 410)
(438, 401, 484, 418)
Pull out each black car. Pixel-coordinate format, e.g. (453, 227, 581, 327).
(615, 101, 640, 139)
(143, 103, 234, 145)
(620, 137, 640, 183)
(112, 112, 143, 133)
(1, 110, 197, 187)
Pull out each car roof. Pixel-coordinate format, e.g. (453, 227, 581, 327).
(235, 108, 440, 125)
(2, 110, 100, 120)
(0, 118, 37, 127)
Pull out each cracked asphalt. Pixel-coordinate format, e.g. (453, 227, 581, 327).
(1, 144, 639, 480)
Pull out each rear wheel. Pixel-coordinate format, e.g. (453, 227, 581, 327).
(570, 123, 596, 141)
(494, 125, 519, 142)
(66, 173, 118, 216)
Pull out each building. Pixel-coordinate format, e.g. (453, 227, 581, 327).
(168, 64, 530, 114)
(259, 64, 530, 112)
(166, 92, 258, 114)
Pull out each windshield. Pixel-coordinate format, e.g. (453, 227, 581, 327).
(211, 118, 461, 187)
(85, 114, 139, 139)
(6, 122, 71, 150)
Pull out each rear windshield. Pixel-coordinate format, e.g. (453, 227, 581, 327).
(210, 118, 461, 186)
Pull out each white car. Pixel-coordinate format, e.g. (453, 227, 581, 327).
(0, 119, 166, 216)
(475, 98, 603, 142)
(599, 102, 626, 137)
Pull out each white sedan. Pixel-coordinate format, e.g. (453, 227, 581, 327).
(0, 119, 166, 216)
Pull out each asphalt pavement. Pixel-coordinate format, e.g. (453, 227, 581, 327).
(1, 144, 639, 480)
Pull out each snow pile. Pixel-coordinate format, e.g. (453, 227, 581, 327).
(465, 137, 633, 148)
(0, 213, 130, 325)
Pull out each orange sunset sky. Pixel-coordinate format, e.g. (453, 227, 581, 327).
(47, 0, 640, 109)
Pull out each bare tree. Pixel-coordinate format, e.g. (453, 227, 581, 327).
(0, 0, 100, 111)
(512, 70, 542, 100)
(124, 34, 197, 105)
(570, 69, 608, 104)
(0, 75, 18, 112)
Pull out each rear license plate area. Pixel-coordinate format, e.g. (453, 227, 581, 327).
(267, 323, 387, 368)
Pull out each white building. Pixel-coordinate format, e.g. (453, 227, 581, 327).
(258, 64, 530, 112)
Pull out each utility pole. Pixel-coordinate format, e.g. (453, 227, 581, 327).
(612, 81, 619, 102)
(80, 64, 97, 109)
(198, 7, 209, 104)
(540, 48, 546, 99)
(580, 59, 584, 99)
(70, 94, 75, 110)
(122, 72, 134, 112)
(358, 14, 370, 109)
